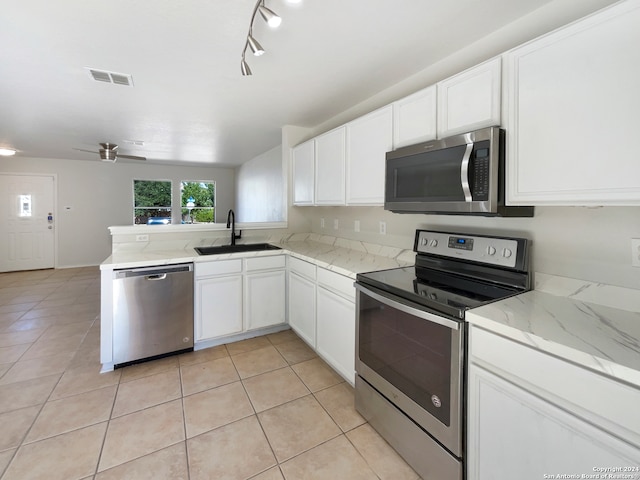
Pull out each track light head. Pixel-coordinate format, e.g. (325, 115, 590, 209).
(258, 5, 281, 28)
(241, 59, 252, 76)
(247, 34, 265, 56)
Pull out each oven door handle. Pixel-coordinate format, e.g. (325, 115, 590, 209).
(355, 284, 460, 330)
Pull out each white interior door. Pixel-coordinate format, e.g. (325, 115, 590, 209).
(0, 174, 55, 272)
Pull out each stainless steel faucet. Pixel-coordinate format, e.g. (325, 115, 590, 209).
(226, 209, 241, 245)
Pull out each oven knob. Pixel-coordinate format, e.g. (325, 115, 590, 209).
(502, 248, 513, 258)
(486, 246, 496, 256)
(431, 395, 442, 408)
(429, 239, 438, 247)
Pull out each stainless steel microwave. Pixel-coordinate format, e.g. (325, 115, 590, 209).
(384, 126, 533, 217)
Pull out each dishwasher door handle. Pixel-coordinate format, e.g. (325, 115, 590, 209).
(145, 274, 167, 281)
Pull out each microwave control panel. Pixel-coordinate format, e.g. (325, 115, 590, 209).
(470, 146, 490, 201)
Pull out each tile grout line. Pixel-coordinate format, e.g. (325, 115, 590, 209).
(178, 356, 192, 480)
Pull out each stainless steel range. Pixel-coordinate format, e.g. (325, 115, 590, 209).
(354, 229, 530, 479)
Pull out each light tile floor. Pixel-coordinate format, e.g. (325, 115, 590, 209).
(0, 267, 421, 480)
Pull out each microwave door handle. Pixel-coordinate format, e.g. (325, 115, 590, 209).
(460, 142, 474, 202)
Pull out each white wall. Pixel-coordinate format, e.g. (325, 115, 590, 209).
(0, 157, 235, 268)
(235, 145, 284, 223)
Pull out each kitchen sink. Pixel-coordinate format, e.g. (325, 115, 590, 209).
(194, 243, 281, 255)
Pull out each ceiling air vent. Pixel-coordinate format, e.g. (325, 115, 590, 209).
(85, 68, 134, 87)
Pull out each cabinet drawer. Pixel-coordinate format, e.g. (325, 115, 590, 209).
(245, 255, 285, 272)
(317, 268, 355, 301)
(195, 259, 242, 277)
(470, 326, 640, 446)
(288, 256, 316, 280)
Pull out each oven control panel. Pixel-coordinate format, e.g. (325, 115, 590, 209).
(415, 230, 521, 268)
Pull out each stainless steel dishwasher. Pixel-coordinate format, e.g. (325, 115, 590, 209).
(112, 263, 194, 366)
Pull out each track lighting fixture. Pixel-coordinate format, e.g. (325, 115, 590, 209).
(247, 34, 265, 56)
(240, 0, 301, 76)
(240, 59, 252, 76)
(258, 5, 282, 28)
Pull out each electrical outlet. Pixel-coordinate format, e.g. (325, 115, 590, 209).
(379, 221, 386, 235)
(354, 220, 360, 232)
(632, 239, 640, 267)
(334, 219, 339, 230)
(136, 234, 149, 242)
(320, 218, 325, 229)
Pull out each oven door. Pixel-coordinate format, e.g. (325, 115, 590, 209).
(355, 283, 465, 457)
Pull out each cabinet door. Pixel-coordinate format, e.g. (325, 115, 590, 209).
(292, 139, 315, 205)
(437, 57, 501, 138)
(467, 365, 640, 480)
(316, 286, 355, 384)
(195, 275, 242, 341)
(288, 271, 316, 347)
(393, 85, 437, 148)
(504, 1, 640, 205)
(245, 269, 286, 330)
(346, 106, 393, 205)
(315, 127, 346, 205)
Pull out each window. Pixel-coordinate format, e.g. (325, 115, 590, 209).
(133, 180, 172, 224)
(181, 181, 215, 224)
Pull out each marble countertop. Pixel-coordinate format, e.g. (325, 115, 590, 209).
(467, 275, 640, 388)
(100, 235, 415, 279)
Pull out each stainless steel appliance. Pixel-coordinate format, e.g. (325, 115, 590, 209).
(112, 263, 194, 367)
(355, 229, 530, 479)
(384, 126, 533, 217)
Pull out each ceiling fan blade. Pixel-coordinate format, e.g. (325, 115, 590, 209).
(118, 154, 146, 161)
(73, 148, 99, 154)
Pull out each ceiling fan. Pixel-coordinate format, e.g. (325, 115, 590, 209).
(74, 142, 146, 163)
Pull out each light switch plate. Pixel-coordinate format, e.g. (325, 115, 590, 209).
(632, 239, 640, 267)
(379, 221, 386, 235)
(354, 220, 360, 232)
(334, 219, 339, 230)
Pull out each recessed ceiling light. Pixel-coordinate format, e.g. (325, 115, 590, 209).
(0, 148, 16, 156)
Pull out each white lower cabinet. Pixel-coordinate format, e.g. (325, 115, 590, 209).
(195, 255, 286, 343)
(315, 269, 356, 384)
(288, 269, 316, 347)
(468, 365, 640, 480)
(195, 273, 242, 341)
(467, 325, 640, 480)
(245, 269, 285, 331)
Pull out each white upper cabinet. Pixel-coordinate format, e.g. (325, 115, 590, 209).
(437, 57, 502, 138)
(346, 105, 393, 205)
(393, 85, 437, 148)
(504, 0, 640, 205)
(315, 127, 346, 205)
(292, 139, 315, 206)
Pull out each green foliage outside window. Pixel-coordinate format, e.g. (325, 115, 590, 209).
(133, 180, 172, 224)
(181, 181, 215, 223)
